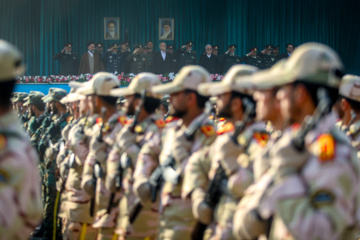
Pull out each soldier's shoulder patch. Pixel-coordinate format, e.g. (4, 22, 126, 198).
(316, 133, 335, 163)
(310, 190, 335, 208)
(0, 134, 7, 150)
(155, 119, 166, 129)
(117, 115, 128, 126)
(96, 117, 103, 126)
(134, 124, 145, 134)
(201, 125, 216, 138)
(253, 132, 270, 147)
(67, 116, 73, 124)
(165, 116, 179, 123)
(216, 122, 234, 135)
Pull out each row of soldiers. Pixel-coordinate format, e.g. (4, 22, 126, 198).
(53, 41, 288, 77)
(3, 38, 360, 240)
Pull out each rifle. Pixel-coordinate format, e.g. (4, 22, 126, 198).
(343, 110, 356, 133)
(292, 88, 331, 151)
(185, 101, 214, 140)
(129, 89, 146, 132)
(191, 164, 227, 240)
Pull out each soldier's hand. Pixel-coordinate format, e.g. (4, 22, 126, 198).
(213, 135, 242, 176)
(61, 48, 65, 53)
(117, 126, 136, 151)
(171, 131, 192, 164)
(261, 49, 266, 54)
(107, 48, 112, 52)
(89, 135, 108, 162)
(271, 132, 309, 179)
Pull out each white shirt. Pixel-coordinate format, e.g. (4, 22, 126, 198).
(207, 54, 211, 58)
(161, 51, 166, 60)
(88, 51, 93, 58)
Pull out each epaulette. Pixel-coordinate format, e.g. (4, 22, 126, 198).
(315, 133, 335, 163)
(165, 116, 179, 123)
(52, 115, 57, 121)
(216, 122, 234, 135)
(117, 115, 128, 126)
(134, 122, 146, 134)
(67, 116, 73, 124)
(200, 125, 216, 138)
(154, 118, 166, 129)
(252, 131, 270, 147)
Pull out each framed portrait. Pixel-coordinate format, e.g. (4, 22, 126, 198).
(104, 17, 120, 40)
(159, 18, 174, 40)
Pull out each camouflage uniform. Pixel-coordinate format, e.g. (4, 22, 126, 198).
(0, 39, 42, 239)
(233, 43, 360, 240)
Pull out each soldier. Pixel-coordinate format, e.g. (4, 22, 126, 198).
(239, 47, 264, 69)
(38, 89, 70, 238)
(199, 44, 219, 74)
(0, 40, 42, 238)
(258, 44, 274, 69)
(220, 44, 241, 74)
(53, 43, 79, 75)
(120, 41, 131, 74)
(212, 45, 219, 57)
(78, 72, 126, 240)
(23, 92, 46, 139)
(126, 44, 146, 74)
(106, 73, 164, 239)
(102, 43, 124, 74)
(233, 43, 360, 240)
(338, 74, 360, 151)
(11, 92, 29, 122)
(166, 45, 178, 73)
(96, 42, 105, 55)
(271, 45, 281, 65)
(177, 41, 197, 71)
(186, 65, 268, 240)
(134, 66, 216, 239)
(144, 41, 154, 72)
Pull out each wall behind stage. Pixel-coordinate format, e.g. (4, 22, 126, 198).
(1, 0, 360, 76)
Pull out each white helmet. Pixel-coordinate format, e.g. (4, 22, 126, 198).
(0, 40, 25, 81)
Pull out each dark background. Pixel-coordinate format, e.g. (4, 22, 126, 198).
(1, 0, 359, 75)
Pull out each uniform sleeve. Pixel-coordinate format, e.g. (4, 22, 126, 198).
(259, 151, 359, 240)
(0, 144, 42, 237)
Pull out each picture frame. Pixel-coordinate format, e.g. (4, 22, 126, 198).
(104, 17, 120, 40)
(159, 18, 174, 41)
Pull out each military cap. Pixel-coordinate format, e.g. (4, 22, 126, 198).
(152, 66, 210, 95)
(121, 41, 129, 46)
(0, 40, 26, 81)
(134, 44, 143, 49)
(273, 46, 280, 50)
(339, 74, 360, 102)
(110, 72, 162, 99)
(23, 94, 45, 107)
(110, 43, 119, 49)
(11, 92, 28, 103)
(212, 45, 219, 50)
(247, 43, 344, 89)
(28, 91, 45, 96)
(78, 72, 119, 96)
(44, 89, 68, 103)
(60, 83, 85, 104)
(96, 42, 104, 48)
(250, 47, 258, 52)
(167, 45, 174, 50)
(198, 65, 258, 96)
(265, 44, 273, 50)
(64, 43, 73, 48)
(228, 44, 237, 49)
(42, 88, 66, 102)
(10, 92, 18, 102)
(185, 41, 194, 46)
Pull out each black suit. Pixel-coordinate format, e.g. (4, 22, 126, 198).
(151, 51, 173, 74)
(279, 52, 290, 59)
(199, 54, 219, 73)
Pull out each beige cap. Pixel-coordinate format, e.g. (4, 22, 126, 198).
(110, 72, 162, 99)
(339, 74, 360, 102)
(77, 72, 119, 96)
(198, 65, 258, 96)
(152, 65, 210, 95)
(0, 40, 26, 81)
(248, 43, 344, 89)
(60, 92, 85, 104)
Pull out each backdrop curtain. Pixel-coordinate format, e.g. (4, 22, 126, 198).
(1, 0, 359, 76)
